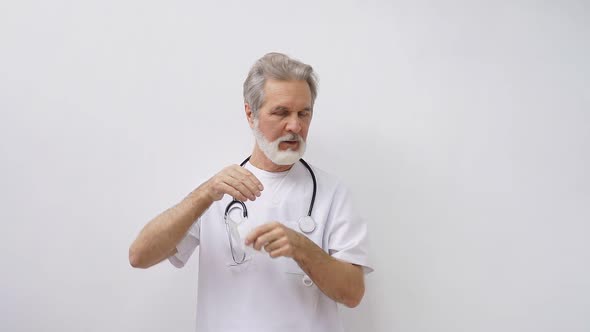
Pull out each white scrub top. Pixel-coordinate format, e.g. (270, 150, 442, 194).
(169, 161, 373, 332)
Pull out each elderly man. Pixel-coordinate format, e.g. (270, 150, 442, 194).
(129, 52, 372, 332)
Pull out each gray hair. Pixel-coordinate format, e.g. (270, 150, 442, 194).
(243, 52, 318, 117)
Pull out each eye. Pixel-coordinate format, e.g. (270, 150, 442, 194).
(273, 111, 288, 117)
(299, 111, 311, 118)
(271, 108, 289, 116)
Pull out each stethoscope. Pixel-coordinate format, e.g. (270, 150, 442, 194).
(224, 156, 318, 265)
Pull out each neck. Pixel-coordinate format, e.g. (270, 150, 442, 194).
(249, 145, 294, 172)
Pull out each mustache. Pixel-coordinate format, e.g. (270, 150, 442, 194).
(278, 133, 303, 142)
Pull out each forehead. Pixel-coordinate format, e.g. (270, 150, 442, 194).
(262, 79, 312, 109)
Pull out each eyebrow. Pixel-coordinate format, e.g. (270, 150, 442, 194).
(272, 106, 290, 112)
(271, 106, 312, 112)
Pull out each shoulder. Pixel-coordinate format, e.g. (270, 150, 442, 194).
(300, 160, 348, 195)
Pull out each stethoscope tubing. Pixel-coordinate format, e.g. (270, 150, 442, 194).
(234, 156, 317, 218)
(224, 156, 318, 265)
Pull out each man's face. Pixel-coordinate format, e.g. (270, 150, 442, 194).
(247, 79, 313, 165)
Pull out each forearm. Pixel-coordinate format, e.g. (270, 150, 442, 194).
(129, 185, 213, 268)
(294, 239, 365, 308)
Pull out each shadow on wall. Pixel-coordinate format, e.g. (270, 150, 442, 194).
(310, 129, 399, 332)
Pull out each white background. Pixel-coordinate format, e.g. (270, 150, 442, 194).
(1, 1, 589, 331)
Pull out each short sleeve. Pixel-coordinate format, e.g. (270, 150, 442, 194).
(325, 183, 374, 274)
(168, 219, 201, 268)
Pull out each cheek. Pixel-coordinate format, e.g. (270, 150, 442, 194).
(258, 122, 281, 140)
(300, 123, 311, 139)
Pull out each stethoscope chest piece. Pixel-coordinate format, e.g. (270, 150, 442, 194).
(298, 216, 316, 234)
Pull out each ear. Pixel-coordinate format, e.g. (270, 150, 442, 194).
(245, 103, 255, 129)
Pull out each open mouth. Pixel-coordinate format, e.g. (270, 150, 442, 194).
(279, 140, 299, 150)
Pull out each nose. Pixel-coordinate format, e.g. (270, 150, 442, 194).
(285, 115, 302, 134)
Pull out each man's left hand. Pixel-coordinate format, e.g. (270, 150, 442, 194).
(244, 222, 306, 259)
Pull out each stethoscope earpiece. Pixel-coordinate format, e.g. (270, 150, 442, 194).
(224, 156, 319, 265)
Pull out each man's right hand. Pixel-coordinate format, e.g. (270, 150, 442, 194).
(203, 165, 264, 202)
(129, 165, 263, 269)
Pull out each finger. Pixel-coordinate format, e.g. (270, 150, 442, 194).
(269, 246, 292, 259)
(223, 176, 257, 201)
(227, 173, 261, 200)
(217, 182, 249, 202)
(264, 237, 288, 253)
(245, 222, 280, 246)
(232, 166, 264, 191)
(253, 228, 284, 251)
(229, 168, 264, 197)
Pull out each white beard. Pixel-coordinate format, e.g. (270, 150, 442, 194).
(252, 119, 306, 166)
